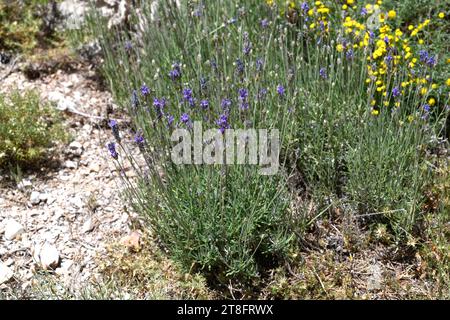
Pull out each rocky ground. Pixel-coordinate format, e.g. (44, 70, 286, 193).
(0, 65, 141, 296)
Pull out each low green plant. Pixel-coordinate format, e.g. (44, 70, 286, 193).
(0, 90, 67, 168)
(0, 0, 61, 53)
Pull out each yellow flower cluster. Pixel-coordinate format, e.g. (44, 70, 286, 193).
(306, 1, 331, 32)
(268, 0, 448, 116)
(410, 19, 430, 37)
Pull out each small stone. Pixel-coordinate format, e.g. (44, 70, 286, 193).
(367, 263, 383, 291)
(47, 91, 65, 103)
(0, 263, 13, 284)
(57, 98, 76, 111)
(68, 141, 83, 156)
(38, 242, 60, 270)
(81, 217, 96, 233)
(65, 160, 78, 169)
(17, 179, 32, 190)
(70, 196, 84, 209)
(4, 219, 25, 240)
(30, 191, 41, 205)
(39, 193, 48, 202)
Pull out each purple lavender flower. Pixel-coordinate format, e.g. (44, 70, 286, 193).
(419, 50, 429, 63)
(169, 69, 180, 80)
(140, 84, 150, 96)
(236, 58, 245, 74)
(108, 120, 120, 141)
(107, 142, 118, 159)
(301, 2, 309, 13)
(182, 88, 196, 107)
(188, 97, 196, 107)
(238, 88, 248, 101)
(153, 97, 167, 109)
(134, 132, 145, 151)
(183, 88, 193, 100)
(256, 58, 264, 71)
(426, 56, 436, 67)
(167, 114, 175, 126)
(240, 102, 249, 110)
(346, 49, 354, 60)
(153, 97, 166, 117)
(360, 8, 368, 16)
(221, 98, 232, 110)
(422, 104, 431, 119)
(392, 87, 400, 98)
(319, 21, 325, 31)
(125, 41, 132, 51)
(200, 99, 209, 109)
(216, 113, 230, 133)
(385, 54, 393, 64)
(260, 19, 269, 28)
(384, 36, 389, 45)
(243, 44, 252, 56)
(193, 7, 202, 17)
(169, 62, 181, 80)
(277, 85, 285, 97)
(181, 113, 190, 124)
(319, 67, 327, 79)
(227, 17, 237, 24)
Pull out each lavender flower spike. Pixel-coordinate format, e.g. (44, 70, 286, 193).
(108, 119, 120, 142)
(107, 142, 118, 159)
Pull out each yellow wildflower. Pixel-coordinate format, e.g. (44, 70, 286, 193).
(438, 12, 445, 19)
(428, 98, 436, 106)
(388, 10, 396, 19)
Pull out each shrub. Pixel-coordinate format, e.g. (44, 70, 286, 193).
(0, 90, 66, 168)
(0, 0, 61, 53)
(78, 0, 449, 287)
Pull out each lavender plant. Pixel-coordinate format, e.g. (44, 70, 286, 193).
(77, 0, 449, 287)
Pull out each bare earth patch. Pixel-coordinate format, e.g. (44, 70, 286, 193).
(0, 67, 139, 296)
